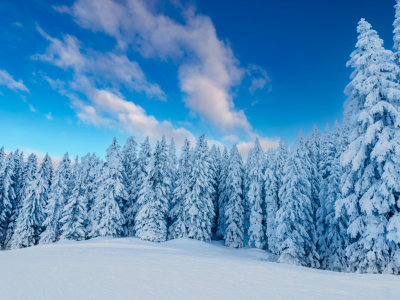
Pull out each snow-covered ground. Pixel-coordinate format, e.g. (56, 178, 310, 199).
(0, 237, 399, 300)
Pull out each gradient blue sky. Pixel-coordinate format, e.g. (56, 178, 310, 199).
(0, 0, 397, 164)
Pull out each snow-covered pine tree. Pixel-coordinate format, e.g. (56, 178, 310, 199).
(121, 136, 138, 236)
(4, 151, 25, 248)
(336, 19, 400, 274)
(11, 154, 53, 249)
(86, 155, 104, 235)
(306, 124, 322, 225)
(166, 138, 177, 223)
(169, 138, 192, 239)
(217, 146, 229, 239)
(5, 153, 37, 249)
(86, 154, 102, 214)
(316, 124, 332, 263)
(276, 130, 319, 267)
(242, 148, 252, 243)
(39, 153, 71, 244)
(59, 162, 87, 241)
(225, 145, 244, 248)
(130, 137, 152, 220)
(265, 139, 288, 254)
(247, 138, 266, 248)
(264, 151, 278, 253)
(209, 144, 221, 234)
(321, 122, 349, 272)
(0, 153, 16, 246)
(167, 138, 178, 186)
(134, 137, 170, 242)
(90, 138, 127, 238)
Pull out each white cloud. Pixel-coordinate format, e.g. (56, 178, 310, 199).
(33, 26, 165, 100)
(56, 0, 251, 133)
(222, 134, 239, 142)
(34, 29, 195, 147)
(0, 69, 29, 92)
(13, 22, 23, 27)
(46, 112, 53, 120)
(247, 64, 271, 95)
(21, 95, 37, 112)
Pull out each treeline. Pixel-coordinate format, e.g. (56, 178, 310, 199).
(2, 3, 400, 275)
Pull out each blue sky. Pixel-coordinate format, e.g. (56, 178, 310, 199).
(0, 0, 397, 164)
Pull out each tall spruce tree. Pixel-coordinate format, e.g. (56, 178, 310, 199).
(217, 146, 229, 239)
(247, 138, 266, 248)
(209, 144, 221, 235)
(4, 151, 25, 248)
(276, 130, 319, 267)
(40, 153, 71, 244)
(306, 125, 322, 225)
(169, 138, 192, 239)
(90, 138, 127, 238)
(122, 136, 138, 236)
(59, 162, 87, 241)
(0, 153, 16, 246)
(225, 145, 244, 248)
(11, 154, 53, 249)
(176, 134, 215, 241)
(134, 137, 170, 242)
(337, 19, 400, 274)
(265, 139, 288, 254)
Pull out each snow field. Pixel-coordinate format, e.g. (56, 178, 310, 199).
(0, 237, 399, 300)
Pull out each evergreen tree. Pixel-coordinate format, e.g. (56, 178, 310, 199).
(122, 136, 138, 236)
(90, 138, 127, 238)
(59, 163, 87, 241)
(276, 130, 319, 267)
(130, 137, 152, 227)
(209, 145, 221, 234)
(4, 151, 24, 248)
(135, 137, 170, 242)
(265, 139, 288, 254)
(169, 138, 192, 239)
(306, 124, 322, 224)
(0, 153, 16, 246)
(39, 153, 71, 244)
(217, 147, 229, 239)
(11, 154, 53, 249)
(247, 138, 266, 248)
(166, 138, 177, 215)
(225, 145, 244, 248)
(337, 19, 400, 274)
(316, 124, 332, 262)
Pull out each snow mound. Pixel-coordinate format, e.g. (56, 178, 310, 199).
(0, 237, 399, 299)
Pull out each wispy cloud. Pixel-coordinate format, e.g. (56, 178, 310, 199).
(21, 95, 37, 112)
(55, 0, 251, 133)
(13, 22, 23, 27)
(222, 134, 239, 142)
(0, 69, 29, 92)
(247, 64, 271, 95)
(45, 112, 53, 120)
(33, 28, 195, 146)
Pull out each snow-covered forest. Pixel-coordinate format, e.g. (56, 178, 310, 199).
(2, 6, 400, 277)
